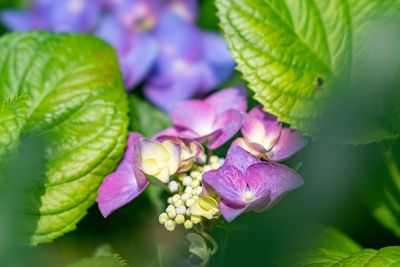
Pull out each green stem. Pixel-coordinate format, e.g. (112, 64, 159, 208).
(194, 227, 218, 256)
(382, 147, 400, 193)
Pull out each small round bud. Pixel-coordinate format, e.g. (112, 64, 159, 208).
(168, 181, 179, 193)
(167, 209, 176, 219)
(209, 155, 219, 164)
(176, 205, 186, 215)
(184, 220, 193, 229)
(192, 195, 199, 200)
(211, 163, 220, 169)
(159, 213, 168, 224)
(167, 197, 172, 204)
(191, 215, 201, 224)
(190, 171, 201, 178)
(164, 220, 176, 231)
(166, 205, 175, 213)
(195, 154, 207, 164)
(186, 209, 191, 216)
(203, 165, 212, 172)
(177, 173, 187, 180)
(219, 159, 225, 166)
(181, 193, 191, 201)
(184, 186, 193, 194)
(186, 198, 195, 207)
(190, 180, 200, 188)
(174, 200, 184, 207)
(182, 176, 192, 186)
(172, 194, 181, 203)
(193, 186, 202, 195)
(175, 214, 185, 224)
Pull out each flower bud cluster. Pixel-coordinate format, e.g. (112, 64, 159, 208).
(158, 155, 223, 231)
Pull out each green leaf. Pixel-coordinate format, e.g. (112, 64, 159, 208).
(297, 227, 400, 266)
(216, 0, 400, 143)
(129, 95, 171, 137)
(68, 255, 129, 267)
(0, 32, 129, 245)
(369, 140, 400, 238)
(0, 94, 29, 164)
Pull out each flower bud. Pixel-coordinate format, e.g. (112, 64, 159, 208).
(167, 209, 176, 219)
(172, 194, 181, 203)
(184, 186, 193, 194)
(209, 156, 219, 164)
(190, 180, 200, 188)
(168, 181, 179, 193)
(182, 176, 192, 186)
(174, 200, 184, 207)
(191, 215, 201, 224)
(184, 220, 193, 229)
(176, 205, 186, 215)
(167, 197, 172, 204)
(177, 173, 187, 180)
(165, 220, 176, 231)
(166, 205, 175, 213)
(159, 213, 168, 224)
(186, 198, 195, 207)
(193, 186, 202, 195)
(203, 165, 212, 172)
(190, 171, 201, 178)
(175, 214, 185, 224)
(181, 193, 191, 201)
(211, 163, 220, 169)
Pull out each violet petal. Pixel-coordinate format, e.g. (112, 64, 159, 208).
(205, 86, 247, 115)
(218, 200, 247, 222)
(223, 146, 260, 175)
(269, 128, 308, 161)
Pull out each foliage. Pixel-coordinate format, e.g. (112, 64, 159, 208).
(296, 227, 400, 266)
(216, 0, 400, 143)
(0, 31, 129, 245)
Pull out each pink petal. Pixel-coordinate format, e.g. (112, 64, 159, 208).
(206, 109, 243, 149)
(171, 100, 217, 136)
(249, 105, 278, 122)
(202, 166, 247, 208)
(205, 86, 247, 114)
(245, 162, 303, 206)
(218, 200, 247, 222)
(97, 133, 148, 217)
(269, 128, 308, 161)
(223, 146, 261, 175)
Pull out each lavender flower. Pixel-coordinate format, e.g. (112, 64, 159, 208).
(232, 105, 308, 161)
(155, 87, 247, 149)
(202, 146, 303, 222)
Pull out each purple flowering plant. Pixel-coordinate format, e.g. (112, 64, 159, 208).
(1, 0, 235, 112)
(96, 87, 307, 261)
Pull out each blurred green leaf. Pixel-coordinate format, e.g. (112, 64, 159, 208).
(129, 95, 171, 137)
(216, 0, 400, 143)
(296, 227, 400, 266)
(68, 255, 129, 267)
(187, 233, 211, 263)
(369, 139, 400, 238)
(0, 32, 129, 245)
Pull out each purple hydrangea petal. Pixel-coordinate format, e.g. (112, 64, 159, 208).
(97, 133, 148, 217)
(205, 86, 247, 115)
(269, 128, 308, 161)
(249, 105, 278, 122)
(245, 162, 303, 206)
(171, 100, 216, 136)
(206, 109, 243, 149)
(201, 33, 235, 88)
(0, 10, 39, 31)
(96, 14, 127, 50)
(144, 63, 202, 112)
(121, 33, 158, 89)
(167, 0, 197, 23)
(249, 190, 272, 213)
(218, 200, 247, 222)
(223, 146, 261, 175)
(202, 166, 247, 208)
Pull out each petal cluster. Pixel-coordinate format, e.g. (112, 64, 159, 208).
(232, 105, 308, 161)
(157, 86, 247, 149)
(202, 147, 303, 222)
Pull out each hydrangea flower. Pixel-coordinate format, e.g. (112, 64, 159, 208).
(232, 105, 308, 161)
(1, 0, 101, 32)
(202, 146, 303, 222)
(138, 138, 181, 183)
(97, 133, 148, 217)
(156, 87, 247, 149)
(143, 13, 235, 111)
